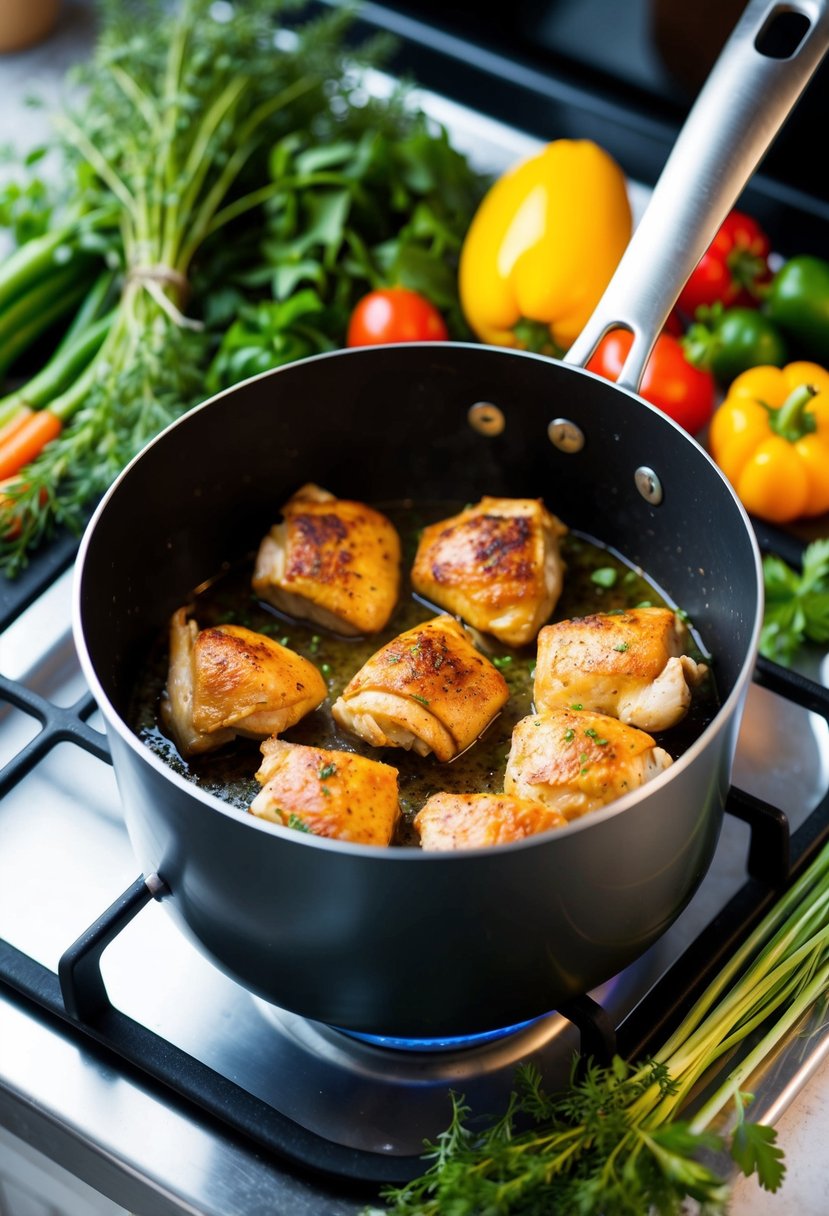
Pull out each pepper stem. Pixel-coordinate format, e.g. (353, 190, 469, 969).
(513, 317, 564, 359)
(769, 384, 818, 443)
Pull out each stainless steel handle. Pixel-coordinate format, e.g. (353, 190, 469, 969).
(564, 0, 829, 389)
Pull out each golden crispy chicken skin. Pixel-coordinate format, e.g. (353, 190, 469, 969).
(410, 496, 567, 646)
(534, 607, 708, 732)
(252, 484, 401, 636)
(504, 708, 673, 821)
(161, 609, 327, 758)
(331, 614, 509, 762)
(250, 738, 399, 846)
(415, 792, 567, 850)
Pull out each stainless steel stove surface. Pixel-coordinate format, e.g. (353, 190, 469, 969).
(3, 7, 829, 1216)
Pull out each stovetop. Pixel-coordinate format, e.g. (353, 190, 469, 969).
(3, 8, 829, 1215)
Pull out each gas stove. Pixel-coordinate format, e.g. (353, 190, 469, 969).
(2, 5, 829, 1216)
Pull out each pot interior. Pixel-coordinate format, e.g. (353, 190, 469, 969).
(78, 343, 761, 719)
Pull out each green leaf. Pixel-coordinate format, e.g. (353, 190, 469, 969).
(731, 1121, 786, 1191)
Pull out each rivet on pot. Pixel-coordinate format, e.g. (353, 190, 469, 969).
(547, 418, 585, 453)
(468, 402, 505, 436)
(635, 466, 663, 505)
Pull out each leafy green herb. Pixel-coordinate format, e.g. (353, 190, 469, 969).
(374, 838, 829, 1215)
(285, 812, 311, 833)
(411, 694, 430, 707)
(563, 728, 574, 742)
(614, 641, 630, 652)
(318, 762, 337, 780)
(570, 702, 583, 711)
(492, 655, 513, 668)
(761, 538, 829, 665)
(591, 566, 618, 588)
(386, 654, 402, 664)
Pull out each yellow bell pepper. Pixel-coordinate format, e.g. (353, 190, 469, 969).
(458, 140, 632, 354)
(708, 362, 829, 523)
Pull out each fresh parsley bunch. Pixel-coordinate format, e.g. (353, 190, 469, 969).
(206, 109, 485, 390)
(761, 538, 829, 665)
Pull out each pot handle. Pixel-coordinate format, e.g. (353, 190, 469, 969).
(564, 0, 829, 390)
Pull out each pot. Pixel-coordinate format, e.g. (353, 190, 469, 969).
(73, 0, 828, 1036)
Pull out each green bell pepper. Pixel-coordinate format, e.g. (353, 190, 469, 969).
(766, 254, 829, 362)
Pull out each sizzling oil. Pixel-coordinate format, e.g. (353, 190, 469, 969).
(130, 501, 717, 846)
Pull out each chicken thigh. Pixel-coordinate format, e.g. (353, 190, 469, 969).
(252, 483, 401, 636)
(250, 738, 399, 846)
(534, 607, 708, 732)
(331, 614, 509, 762)
(504, 707, 673, 820)
(415, 791, 567, 850)
(162, 609, 327, 757)
(411, 496, 567, 646)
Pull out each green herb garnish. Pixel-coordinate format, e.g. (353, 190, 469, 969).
(761, 538, 829, 665)
(318, 762, 337, 780)
(591, 566, 618, 588)
(411, 694, 430, 707)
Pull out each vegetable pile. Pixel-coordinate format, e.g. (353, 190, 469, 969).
(372, 838, 829, 1215)
(0, 0, 485, 574)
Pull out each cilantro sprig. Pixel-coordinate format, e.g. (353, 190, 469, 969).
(761, 538, 829, 665)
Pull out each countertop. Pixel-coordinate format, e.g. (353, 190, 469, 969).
(2, 4, 829, 1214)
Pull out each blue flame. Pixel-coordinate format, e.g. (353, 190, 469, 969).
(339, 1015, 543, 1053)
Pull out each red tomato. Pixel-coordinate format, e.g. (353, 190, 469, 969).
(586, 329, 716, 435)
(676, 210, 771, 316)
(347, 288, 449, 346)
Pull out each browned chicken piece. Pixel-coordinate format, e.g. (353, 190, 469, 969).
(504, 708, 673, 821)
(252, 483, 401, 636)
(161, 608, 327, 757)
(331, 614, 509, 762)
(410, 496, 567, 646)
(250, 738, 399, 846)
(534, 607, 708, 732)
(415, 792, 567, 850)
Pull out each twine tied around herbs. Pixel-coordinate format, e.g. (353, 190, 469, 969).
(125, 263, 204, 331)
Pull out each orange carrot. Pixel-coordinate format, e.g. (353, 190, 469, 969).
(0, 406, 33, 446)
(0, 409, 62, 481)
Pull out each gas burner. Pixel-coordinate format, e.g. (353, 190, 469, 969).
(248, 963, 661, 1155)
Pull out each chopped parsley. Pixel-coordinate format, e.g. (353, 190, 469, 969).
(584, 728, 608, 745)
(614, 642, 630, 652)
(286, 813, 312, 834)
(563, 728, 575, 742)
(411, 694, 430, 707)
(591, 567, 618, 588)
(318, 762, 337, 780)
(492, 655, 513, 668)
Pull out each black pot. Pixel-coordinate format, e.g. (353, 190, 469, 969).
(73, 341, 760, 1035)
(72, 0, 829, 1034)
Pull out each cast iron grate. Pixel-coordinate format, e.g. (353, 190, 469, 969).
(1, 525, 828, 1185)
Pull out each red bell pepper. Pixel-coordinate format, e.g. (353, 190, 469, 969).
(677, 210, 771, 317)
